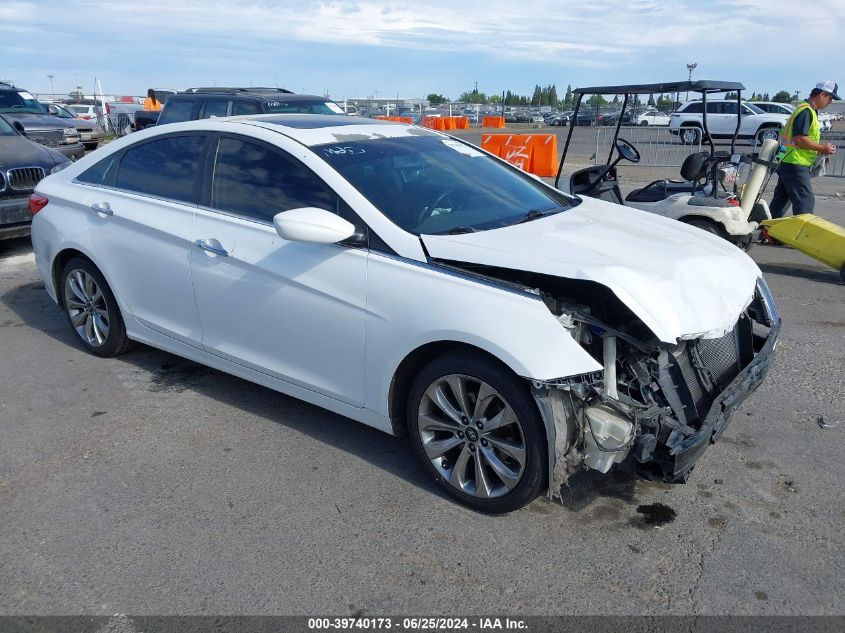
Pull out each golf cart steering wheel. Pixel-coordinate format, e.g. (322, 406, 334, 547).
(615, 138, 641, 163)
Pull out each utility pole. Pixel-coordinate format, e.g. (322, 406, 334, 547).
(686, 62, 697, 101)
(47, 74, 55, 99)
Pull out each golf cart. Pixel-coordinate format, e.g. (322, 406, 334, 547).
(554, 81, 776, 248)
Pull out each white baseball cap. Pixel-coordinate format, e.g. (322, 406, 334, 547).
(815, 80, 841, 99)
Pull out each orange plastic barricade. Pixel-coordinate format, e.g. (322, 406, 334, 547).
(422, 116, 439, 129)
(375, 116, 414, 124)
(481, 133, 558, 177)
(482, 116, 506, 128)
(454, 116, 469, 129)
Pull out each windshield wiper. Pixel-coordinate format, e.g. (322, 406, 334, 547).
(514, 208, 556, 224)
(448, 226, 476, 235)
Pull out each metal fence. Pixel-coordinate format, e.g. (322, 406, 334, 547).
(593, 125, 845, 178)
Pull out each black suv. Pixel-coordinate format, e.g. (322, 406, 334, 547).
(0, 82, 85, 160)
(157, 88, 347, 125)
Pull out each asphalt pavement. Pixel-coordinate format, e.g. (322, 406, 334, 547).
(0, 148, 843, 618)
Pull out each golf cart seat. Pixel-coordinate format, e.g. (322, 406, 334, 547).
(625, 152, 709, 203)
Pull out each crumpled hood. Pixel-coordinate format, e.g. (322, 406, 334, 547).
(421, 199, 761, 343)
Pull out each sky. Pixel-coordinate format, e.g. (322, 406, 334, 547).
(2, 0, 844, 102)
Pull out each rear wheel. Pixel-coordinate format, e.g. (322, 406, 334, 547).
(406, 351, 547, 513)
(756, 127, 780, 144)
(60, 257, 136, 357)
(640, 120, 649, 126)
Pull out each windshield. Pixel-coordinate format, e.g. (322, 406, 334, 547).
(0, 90, 48, 114)
(265, 100, 342, 115)
(314, 135, 577, 235)
(744, 103, 765, 114)
(50, 105, 74, 119)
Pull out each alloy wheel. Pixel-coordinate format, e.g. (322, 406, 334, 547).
(416, 373, 527, 499)
(64, 269, 110, 347)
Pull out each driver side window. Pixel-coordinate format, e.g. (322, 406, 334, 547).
(210, 137, 337, 223)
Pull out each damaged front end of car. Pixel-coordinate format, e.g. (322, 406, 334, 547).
(531, 277, 780, 496)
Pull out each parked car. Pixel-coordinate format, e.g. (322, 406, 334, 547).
(31, 114, 779, 512)
(341, 103, 359, 116)
(669, 99, 787, 144)
(573, 109, 600, 126)
(635, 109, 671, 126)
(65, 103, 101, 122)
(0, 82, 85, 160)
(43, 103, 105, 151)
(0, 114, 70, 240)
(547, 114, 570, 126)
(157, 88, 347, 125)
(753, 101, 832, 133)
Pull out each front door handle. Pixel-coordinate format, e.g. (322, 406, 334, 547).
(193, 238, 228, 257)
(90, 202, 113, 216)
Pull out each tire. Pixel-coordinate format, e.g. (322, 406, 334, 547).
(679, 127, 701, 145)
(406, 351, 547, 513)
(640, 120, 649, 126)
(683, 217, 728, 239)
(60, 257, 136, 357)
(84, 143, 99, 151)
(756, 127, 780, 144)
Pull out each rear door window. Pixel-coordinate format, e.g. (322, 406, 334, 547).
(200, 100, 229, 119)
(231, 100, 262, 116)
(115, 135, 207, 204)
(159, 99, 194, 124)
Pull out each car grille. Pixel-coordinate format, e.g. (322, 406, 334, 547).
(7, 167, 45, 192)
(27, 129, 63, 148)
(668, 318, 751, 424)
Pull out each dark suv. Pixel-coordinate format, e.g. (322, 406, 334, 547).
(157, 88, 347, 125)
(0, 114, 71, 240)
(0, 82, 85, 160)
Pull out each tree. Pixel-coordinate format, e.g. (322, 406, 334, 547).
(548, 84, 558, 107)
(587, 94, 607, 106)
(427, 93, 447, 105)
(532, 84, 542, 106)
(762, 93, 770, 101)
(772, 90, 791, 103)
(725, 91, 739, 100)
(564, 84, 573, 108)
(459, 90, 487, 104)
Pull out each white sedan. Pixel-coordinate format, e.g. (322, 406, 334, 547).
(29, 115, 780, 512)
(635, 109, 671, 126)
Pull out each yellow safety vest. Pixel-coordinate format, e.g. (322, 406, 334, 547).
(780, 102, 820, 167)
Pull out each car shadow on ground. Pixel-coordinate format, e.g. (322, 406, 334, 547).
(1, 245, 647, 515)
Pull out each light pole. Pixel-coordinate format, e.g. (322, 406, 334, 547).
(686, 62, 697, 101)
(47, 74, 55, 99)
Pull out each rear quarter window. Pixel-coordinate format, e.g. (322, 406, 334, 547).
(114, 135, 207, 204)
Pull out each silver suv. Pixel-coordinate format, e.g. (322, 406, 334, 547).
(669, 99, 788, 145)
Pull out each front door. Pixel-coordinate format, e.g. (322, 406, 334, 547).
(190, 135, 367, 406)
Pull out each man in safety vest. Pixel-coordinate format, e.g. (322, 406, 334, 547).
(769, 81, 839, 218)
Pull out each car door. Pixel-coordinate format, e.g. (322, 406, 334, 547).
(705, 102, 731, 136)
(80, 133, 208, 346)
(190, 134, 368, 406)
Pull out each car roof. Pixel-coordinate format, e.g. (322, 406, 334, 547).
(169, 91, 329, 101)
(139, 114, 443, 147)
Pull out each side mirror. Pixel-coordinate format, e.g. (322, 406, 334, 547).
(13, 121, 26, 136)
(273, 207, 356, 244)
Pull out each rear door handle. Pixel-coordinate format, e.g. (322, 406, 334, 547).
(193, 238, 228, 257)
(90, 202, 113, 216)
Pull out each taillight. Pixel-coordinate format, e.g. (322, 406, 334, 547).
(29, 193, 49, 215)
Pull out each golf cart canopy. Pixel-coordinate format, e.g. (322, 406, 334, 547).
(556, 81, 748, 188)
(573, 81, 746, 96)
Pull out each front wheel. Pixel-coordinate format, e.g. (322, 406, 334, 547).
(640, 120, 649, 126)
(60, 257, 136, 357)
(406, 351, 547, 513)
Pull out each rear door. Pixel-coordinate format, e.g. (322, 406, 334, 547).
(81, 133, 208, 346)
(190, 133, 368, 406)
(705, 102, 732, 136)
